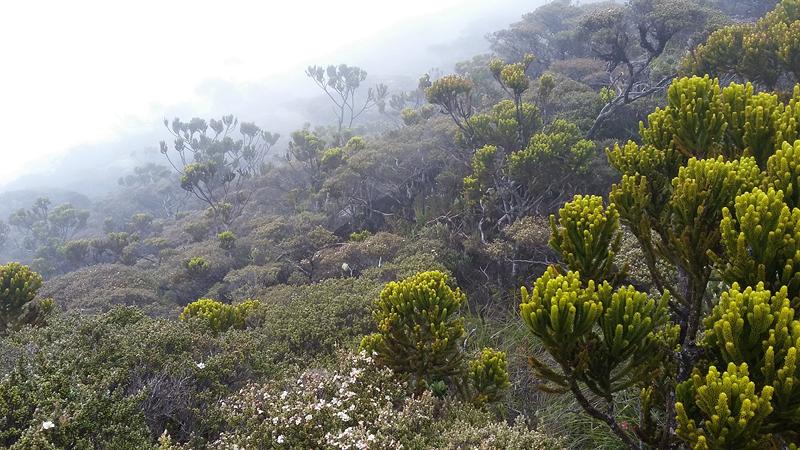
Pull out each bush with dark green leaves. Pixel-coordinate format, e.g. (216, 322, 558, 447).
(36, 263, 173, 317)
(0, 307, 280, 448)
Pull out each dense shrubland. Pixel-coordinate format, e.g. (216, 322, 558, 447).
(2, 0, 797, 448)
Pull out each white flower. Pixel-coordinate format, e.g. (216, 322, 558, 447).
(280, 390, 288, 400)
(341, 262, 351, 272)
(337, 411, 351, 422)
(195, 362, 206, 369)
(305, 414, 312, 421)
(41, 420, 55, 430)
(276, 435, 285, 444)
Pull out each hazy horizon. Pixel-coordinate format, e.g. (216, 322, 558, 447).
(0, 0, 539, 195)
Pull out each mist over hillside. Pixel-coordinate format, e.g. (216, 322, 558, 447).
(1, 0, 536, 197)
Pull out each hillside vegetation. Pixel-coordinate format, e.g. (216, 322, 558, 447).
(5, 0, 800, 448)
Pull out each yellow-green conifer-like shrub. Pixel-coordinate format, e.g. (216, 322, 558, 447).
(527, 72, 800, 447)
(179, 298, 261, 333)
(361, 271, 466, 388)
(521, 267, 669, 398)
(0, 262, 44, 334)
(676, 363, 775, 450)
(549, 195, 623, 284)
(469, 347, 511, 407)
(217, 231, 236, 250)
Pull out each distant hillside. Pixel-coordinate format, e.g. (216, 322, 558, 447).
(0, 188, 91, 221)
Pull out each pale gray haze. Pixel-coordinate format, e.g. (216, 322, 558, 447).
(0, 0, 540, 194)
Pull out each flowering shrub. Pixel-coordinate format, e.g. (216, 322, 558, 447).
(0, 307, 279, 448)
(214, 352, 406, 448)
(212, 352, 562, 449)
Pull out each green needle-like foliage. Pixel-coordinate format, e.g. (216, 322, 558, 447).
(361, 271, 466, 386)
(703, 284, 793, 374)
(658, 75, 727, 159)
(489, 54, 535, 100)
(179, 298, 261, 333)
(529, 74, 800, 446)
(520, 268, 604, 378)
(686, 0, 800, 89)
(217, 231, 236, 250)
(703, 283, 800, 429)
(0, 263, 44, 334)
(665, 156, 762, 280)
(466, 99, 542, 152)
(426, 74, 475, 135)
(469, 347, 511, 407)
(721, 85, 783, 168)
(595, 286, 670, 383)
(676, 363, 775, 450)
(434, 56, 590, 241)
(185, 256, 209, 278)
(716, 189, 800, 303)
(520, 267, 667, 397)
(549, 195, 624, 285)
(766, 140, 800, 209)
(426, 75, 474, 108)
(508, 119, 595, 181)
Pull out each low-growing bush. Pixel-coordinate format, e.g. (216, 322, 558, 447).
(37, 264, 173, 317)
(179, 298, 261, 333)
(0, 307, 280, 448)
(210, 351, 562, 449)
(362, 271, 511, 405)
(185, 256, 209, 277)
(361, 271, 467, 390)
(252, 277, 380, 367)
(217, 231, 236, 250)
(204, 264, 285, 301)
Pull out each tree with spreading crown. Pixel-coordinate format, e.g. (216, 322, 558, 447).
(428, 56, 596, 242)
(159, 115, 279, 226)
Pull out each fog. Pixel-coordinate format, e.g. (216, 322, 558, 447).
(0, 0, 540, 196)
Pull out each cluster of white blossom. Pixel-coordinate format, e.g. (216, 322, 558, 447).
(210, 351, 562, 449)
(212, 352, 409, 449)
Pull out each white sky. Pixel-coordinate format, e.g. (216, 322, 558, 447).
(0, 0, 484, 185)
